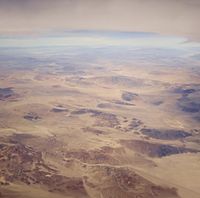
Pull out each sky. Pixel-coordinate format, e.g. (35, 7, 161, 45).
(0, 0, 200, 45)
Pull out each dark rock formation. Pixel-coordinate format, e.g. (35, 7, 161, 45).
(24, 112, 41, 121)
(121, 91, 138, 101)
(141, 128, 192, 140)
(120, 139, 198, 157)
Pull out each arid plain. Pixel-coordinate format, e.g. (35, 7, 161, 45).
(0, 46, 200, 198)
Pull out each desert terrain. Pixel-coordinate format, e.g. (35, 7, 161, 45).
(0, 45, 200, 198)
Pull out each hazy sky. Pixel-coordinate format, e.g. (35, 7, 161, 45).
(0, 0, 200, 41)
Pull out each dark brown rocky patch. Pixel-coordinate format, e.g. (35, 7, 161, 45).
(141, 128, 192, 140)
(51, 105, 68, 113)
(82, 127, 105, 135)
(84, 166, 179, 198)
(120, 139, 198, 157)
(121, 91, 138, 101)
(24, 112, 41, 121)
(0, 87, 18, 101)
(0, 142, 88, 197)
(65, 146, 124, 165)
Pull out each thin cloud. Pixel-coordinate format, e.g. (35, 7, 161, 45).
(0, 0, 199, 41)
